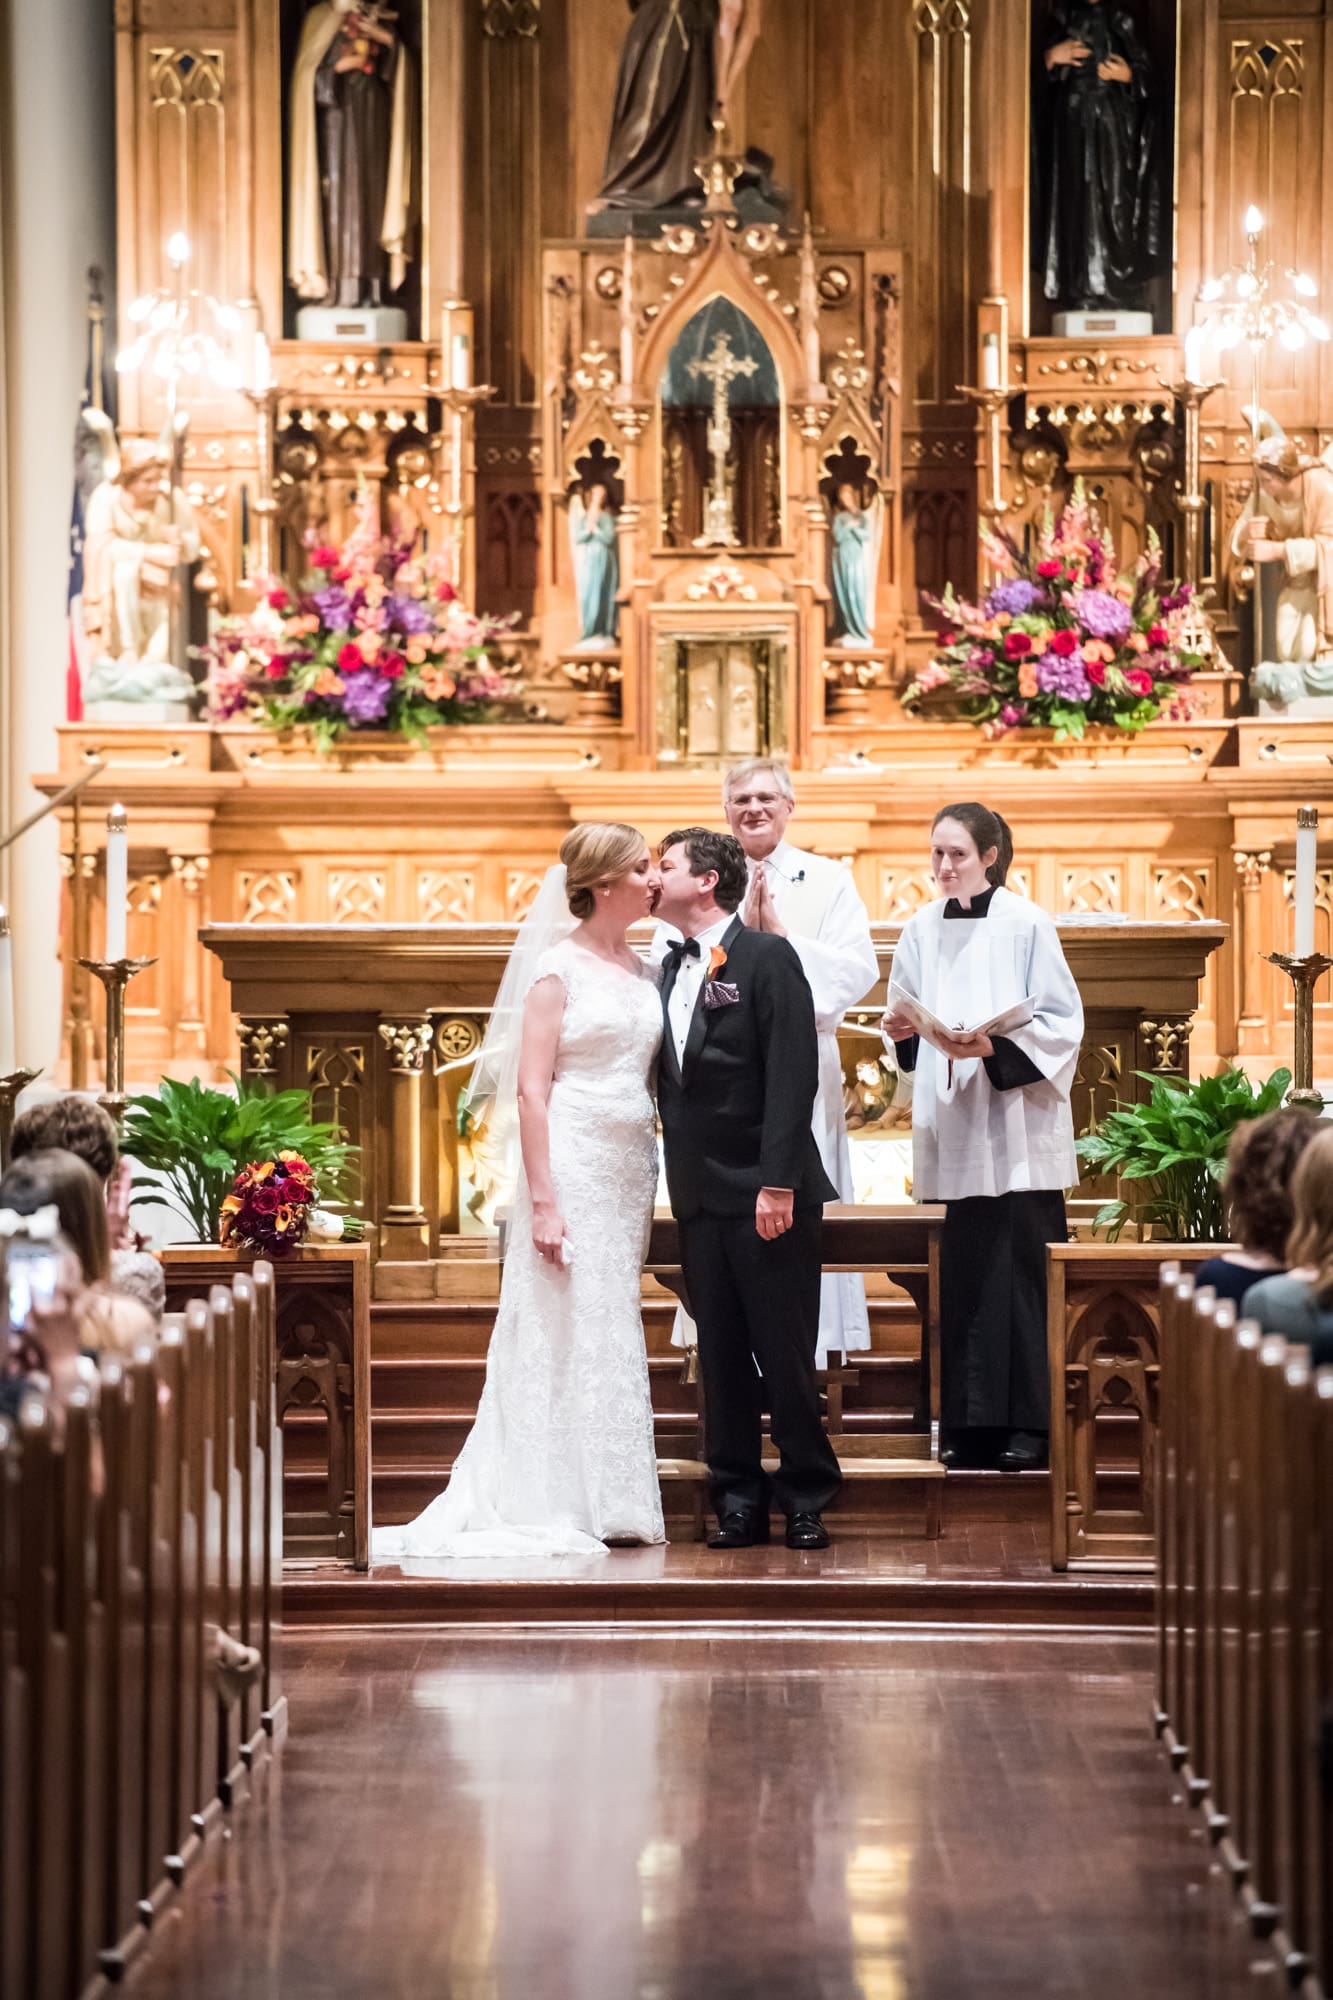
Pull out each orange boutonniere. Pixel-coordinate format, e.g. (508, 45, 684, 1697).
(707, 945, 729, 980)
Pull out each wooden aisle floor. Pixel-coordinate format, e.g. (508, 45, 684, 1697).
(124, 1629, 1267, 2000)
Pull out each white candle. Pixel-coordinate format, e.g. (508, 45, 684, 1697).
(981, 334, 1000, 390)
(0, 907, 15, 1074)
(452, 330, 471, 391)
(1183, 325, 1205, 386)
(105, 804, 129, 964)
(1294, 804, 1318, 960)
(253, 331, 272, 396)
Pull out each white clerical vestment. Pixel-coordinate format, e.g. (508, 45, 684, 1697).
(653, 841, 879, 1358)
(888, 888, 1082, 1199)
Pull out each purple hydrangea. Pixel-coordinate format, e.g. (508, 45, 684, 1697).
(340, 669, 393, 725)
(1036, 654, 1092, 702)
(1074, 589, 1133, 644)
(984, 578, 1044, 619)
(386, 594, 435, 637)
(311, 585, 353, 628)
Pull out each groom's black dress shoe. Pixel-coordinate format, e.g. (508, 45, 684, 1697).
(708, 1510, 770, 1549)
(785, 1512, 830, 1550)
(997, 1429, 1049, 1473)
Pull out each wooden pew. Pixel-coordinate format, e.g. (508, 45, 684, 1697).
(0, 1261, 285, 1996)
(1154, 1278, 1333, 1993)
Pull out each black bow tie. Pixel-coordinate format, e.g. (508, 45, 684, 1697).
(664, 937, 702, 971)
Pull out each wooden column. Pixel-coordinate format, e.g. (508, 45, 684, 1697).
(169, 854, 210, 1062)
(376, 1018, 433, 1261)
(1234, 848, 1272, 1037)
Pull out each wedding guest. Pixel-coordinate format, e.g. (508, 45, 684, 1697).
(1193, 1106, 1322, 1306)
(11, 1092, 164, 1321)
(0, 1150, 156, 1356)
(1242, 1122, 1333, 1364)
(880, 802, 1083, 1472)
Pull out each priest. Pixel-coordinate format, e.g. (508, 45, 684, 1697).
(653, 756, 879, 1361)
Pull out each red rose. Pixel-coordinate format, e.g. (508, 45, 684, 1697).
(1037, 559, 1062, 578)
(265, 654, 289, 680)
(311, 545, 341, 572)
(936, 627, 958, 648)
(248, 1183, 281, 1216)
(1126, 667, 1153, 696)
(1049, 628, 1079, 657)
(1003, 631, 1032, 661)
(1085, 660, 1107, 686)
(378, 650, 406, 680)
(337, 642, 364, 672)
(267, 587, 291, 611)
(437, 580, 458, 604)
(1148, 624, 1170, 648)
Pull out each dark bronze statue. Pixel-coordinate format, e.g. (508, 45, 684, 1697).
(1036, 2, 1162, 314)
(596, 0, 761, 215)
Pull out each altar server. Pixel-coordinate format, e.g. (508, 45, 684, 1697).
(654, 757, 880, 1361)
(881, 802, 1082, 1471)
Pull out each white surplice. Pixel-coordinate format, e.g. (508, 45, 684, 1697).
(887, 888, 1082, 1199)
(653, 840, 880, 1359)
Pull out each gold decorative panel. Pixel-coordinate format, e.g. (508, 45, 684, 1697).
(505, 870, 544, 920)
(1152, 868, 1212, 922)
(304, 1041, 369, 1213)
(1060, 867, 1123, 915)
(239, 871, 300, 924)
(877, 868, 936, 921)
(147, 47, 228, 308)
(417, 871, 477, 924)
(329, 871, 387, 925)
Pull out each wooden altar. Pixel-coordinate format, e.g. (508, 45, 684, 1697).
(194, 915, 1225, 1298)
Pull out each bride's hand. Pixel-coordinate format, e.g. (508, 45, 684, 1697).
(532, 1200, 568, 1266)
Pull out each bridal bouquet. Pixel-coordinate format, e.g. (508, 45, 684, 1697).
(902, 490, 1202, 740)
(220, 1151, 318, 1255)
(204, 502, 514, 748)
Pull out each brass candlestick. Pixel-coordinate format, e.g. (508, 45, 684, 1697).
(1264, 951, 1333, 1111)
(78, 957, 156, 1127)
(960, 384, 1013, 569)
(0, 1067, 42, 1171)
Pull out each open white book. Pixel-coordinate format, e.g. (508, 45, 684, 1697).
(886, 984, 1036, 1044)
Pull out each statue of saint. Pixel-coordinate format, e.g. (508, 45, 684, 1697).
(596, 0, 761, 214)
(828, 485, 882, 649)
(288, 1, 415, 308)
(1232, 432, 1333, 706)
(1036, 3, 1162, 313)
(570, 485, 620, 649)
(81, 439, 201, 709)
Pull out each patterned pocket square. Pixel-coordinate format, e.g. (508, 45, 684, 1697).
(702, 980, 741, 1010)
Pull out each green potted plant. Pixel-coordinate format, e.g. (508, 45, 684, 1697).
(1075, 1064, 1295, 1241)
(121, 1075, 356, 1243)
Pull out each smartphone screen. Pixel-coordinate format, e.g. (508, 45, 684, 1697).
(7, 1244, 62, 1331)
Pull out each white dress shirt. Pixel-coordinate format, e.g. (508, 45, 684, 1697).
(666, 914, 733, 1070)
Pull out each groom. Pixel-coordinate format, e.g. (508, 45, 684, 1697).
(654, 827, 842, 1550)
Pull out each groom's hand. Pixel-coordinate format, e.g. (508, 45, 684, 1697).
(756, 1186, 794, 1240)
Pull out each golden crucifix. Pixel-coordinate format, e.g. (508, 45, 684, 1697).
(689, 332, 759, 548)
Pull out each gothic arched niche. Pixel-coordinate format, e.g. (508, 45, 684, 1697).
(659, 299, 782, 551)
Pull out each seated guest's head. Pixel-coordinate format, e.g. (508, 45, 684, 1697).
(1223, 1107, 1323, 1261)
(1286, 1123, 1333, 1302)
(10, 1094, 119, 1185)
(0, 1149, 110, 1285)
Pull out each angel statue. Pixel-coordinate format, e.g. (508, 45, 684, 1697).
(569, 484, 620, 649)
(80, 430, 202, 714)
(828, 483, 883, 649)
(1230, 410, 1333, 708)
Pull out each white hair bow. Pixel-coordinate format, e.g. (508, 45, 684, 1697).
(0, 1205, 60, 1242)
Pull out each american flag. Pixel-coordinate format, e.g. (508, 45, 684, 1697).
(67, 275, 113, 722)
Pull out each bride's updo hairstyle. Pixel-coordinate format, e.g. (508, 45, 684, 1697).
(560, 822, 647, 919)
(932, 801, 1014, 888)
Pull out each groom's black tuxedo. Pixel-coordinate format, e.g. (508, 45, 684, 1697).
(658, 914, 842, 1522)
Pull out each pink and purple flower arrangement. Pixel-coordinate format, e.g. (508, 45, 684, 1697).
(902, 489, 1203, 740)
(204, 495, 514, 748)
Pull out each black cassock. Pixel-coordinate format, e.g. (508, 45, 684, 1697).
(894, 892, 1069, 1442)
(1037, 2, 1162, 311)
(598, 0, 719, 212)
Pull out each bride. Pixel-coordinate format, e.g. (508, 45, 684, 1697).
(376, 822, 667, 1559)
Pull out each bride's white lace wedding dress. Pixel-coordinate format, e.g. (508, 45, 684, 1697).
(376, 937, 666, 1560)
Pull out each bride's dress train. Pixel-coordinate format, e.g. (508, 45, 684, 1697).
(374, 938, 666, 1560)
